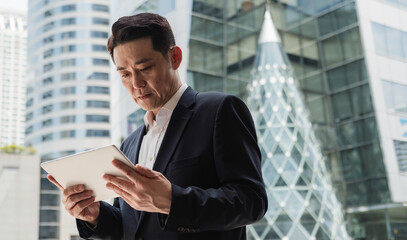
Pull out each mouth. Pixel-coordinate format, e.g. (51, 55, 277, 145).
(138, 93, 152, 100)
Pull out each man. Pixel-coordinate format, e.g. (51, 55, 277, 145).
(48, 13, 267, 239)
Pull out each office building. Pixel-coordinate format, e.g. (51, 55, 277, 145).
(110, 0, 407, 239)
(0, 153, 40, 240)
(0, 12, 26, 147)
(26, 0, 111, 239)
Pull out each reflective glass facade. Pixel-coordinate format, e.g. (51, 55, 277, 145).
(26, 0, 111, 239)
(187, 0, 405, 239)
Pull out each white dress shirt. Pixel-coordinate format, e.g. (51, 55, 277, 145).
(138, 83, 188, 169)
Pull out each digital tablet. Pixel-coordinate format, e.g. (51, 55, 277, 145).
(40, 144, 134, 201)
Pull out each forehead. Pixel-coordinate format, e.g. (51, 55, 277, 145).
(113, 37, 157, 63)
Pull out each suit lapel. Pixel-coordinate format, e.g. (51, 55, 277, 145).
(153, 87, 196, 173)
(133, 125, 146, 164)
(131, 125, 146, 236)
(135, 87, 196, 233)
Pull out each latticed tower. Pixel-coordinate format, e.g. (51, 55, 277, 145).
(246, 5, 350, 240)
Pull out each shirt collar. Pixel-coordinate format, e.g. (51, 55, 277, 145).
(144, 83, 188, 129)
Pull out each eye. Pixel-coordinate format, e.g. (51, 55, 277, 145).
(121, 73, 130, 78)
(139, 66, 152, 72)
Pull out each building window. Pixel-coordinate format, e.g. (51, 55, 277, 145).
(42, 90, 53, 99)
(40, 193, 59, 206)
(43, 49, 54, 59)
(327, 60, 367, 91)
(93, 58, 109, 66)
(86, 129, 110, 137)
(61, 31, 76, 39)
(40, 177, 58, 190)
(43, 36, 54, 43)
(322, 27, 362, 67)
(90, 31, 108, 38)
(43, 22, 54, 32)
(26, 112, 33, 121)
(42, 119, 53, 127)
(60, 86, 76, 95)
(60, 115, 76, 124)
(395, 140, 407, 173)
(372, 22, 407, 60)
(88, 72, 109, 80)
(92, 17, 109, 25)
(42, 104, 53, 114)
(317, 2, 357, 37)
(43, 63, 53, 73)
(61, 18, 76, 26)
(87, 86, 109, 94)
(42, 133, 53, 142)
(43, 77, 53, 86)
(61, 4, 76, 12)
(86, 115, 109, 123)
(26, 126, 33, 135)
(60, 130, 76, 138)
(39, 226, 58, 239)
(44, 10, 53, 18)
(61, 72, 76, 81)
(92, 4, 108, 12)
(26, 98, 34, 108)
(61, 58, 76, 67)
(60, 45, 76, 53)
(92, 44, 106, 51)
(91, 31, 108, 38)
(382, 80, 407, 114)
(86, 100, 110, 108)
(60, 101, 76, 109)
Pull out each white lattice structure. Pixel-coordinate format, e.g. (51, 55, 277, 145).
(246, 7, 350, 240)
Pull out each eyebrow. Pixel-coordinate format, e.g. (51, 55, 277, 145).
(116, 58, 152, 71)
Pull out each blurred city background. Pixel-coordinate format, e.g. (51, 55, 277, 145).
(1, 0, 407, 239)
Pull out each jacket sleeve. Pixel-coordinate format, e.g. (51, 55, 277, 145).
(162, 95, 268, 232)
(76, 199, 123, 239)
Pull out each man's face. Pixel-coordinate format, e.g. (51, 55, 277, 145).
(114, 37, 181, 116)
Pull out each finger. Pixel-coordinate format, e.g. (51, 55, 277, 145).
(112, 159, 140, 183)
(103, 174, 134, 191)
(135, 164, 159, 178)
(106, 182, 133, 200)
(65, 190, 93, 210)
(71, 196, 96, 217)
(62, 184, 85, 203)
(47, 175, 64, 190)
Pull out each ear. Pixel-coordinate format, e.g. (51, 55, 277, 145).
(170, 46, 182, 69)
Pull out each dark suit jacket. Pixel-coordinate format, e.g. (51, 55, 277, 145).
(77, 87, 267, 239)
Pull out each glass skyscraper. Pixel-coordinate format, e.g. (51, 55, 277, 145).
(26, 0, 111, 239)
(109, 0, 407, 239)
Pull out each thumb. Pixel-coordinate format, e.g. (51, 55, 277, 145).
(135, 164, 159, 178)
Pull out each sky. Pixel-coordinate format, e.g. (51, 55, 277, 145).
(0, 0, 27, 14)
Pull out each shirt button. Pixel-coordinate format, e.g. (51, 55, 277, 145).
(149, 157, 153, 161)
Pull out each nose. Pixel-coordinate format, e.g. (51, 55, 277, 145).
(131, 73, 146, 89)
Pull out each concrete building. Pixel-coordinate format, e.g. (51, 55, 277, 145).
(0, 153, 40, 240)
(26, 0, 111, 239)
(0, 12, 26, 147)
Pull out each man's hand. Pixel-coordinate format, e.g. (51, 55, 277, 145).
(103, 160, 172, 214)
(47, 175, 100, 226)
